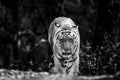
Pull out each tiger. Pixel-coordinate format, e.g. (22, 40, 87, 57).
(48, 17, 80, 75)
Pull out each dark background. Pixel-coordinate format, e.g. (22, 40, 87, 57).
(0, 0, 120, 75)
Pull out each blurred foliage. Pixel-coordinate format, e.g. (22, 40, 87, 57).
(0, 0, 120, 76)
(0, 69, 119, 80)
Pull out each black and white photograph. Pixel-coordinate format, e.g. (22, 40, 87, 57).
(0, 0, 120, 80)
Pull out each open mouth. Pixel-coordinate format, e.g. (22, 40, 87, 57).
(62, 52, 71, 55)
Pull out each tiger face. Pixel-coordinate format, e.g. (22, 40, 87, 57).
(48, 17, 80, 75)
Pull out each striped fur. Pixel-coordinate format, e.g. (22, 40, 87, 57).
(48, 17, 80, 75)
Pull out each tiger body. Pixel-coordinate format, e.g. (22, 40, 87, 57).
(48, 17, 80, 75)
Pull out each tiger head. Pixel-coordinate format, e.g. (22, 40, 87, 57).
(48, 17, 80, 57)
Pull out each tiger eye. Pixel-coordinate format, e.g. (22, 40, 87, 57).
(69, 38, 74, 42)
(59, 39, 65, 43)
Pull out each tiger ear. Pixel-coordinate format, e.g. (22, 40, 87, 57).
(73, 25, 78, 29)
(55, 23, 60, 28)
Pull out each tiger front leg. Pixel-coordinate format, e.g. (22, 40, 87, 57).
(68, 57, 79, 75)
(50, 55, 67, 74)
